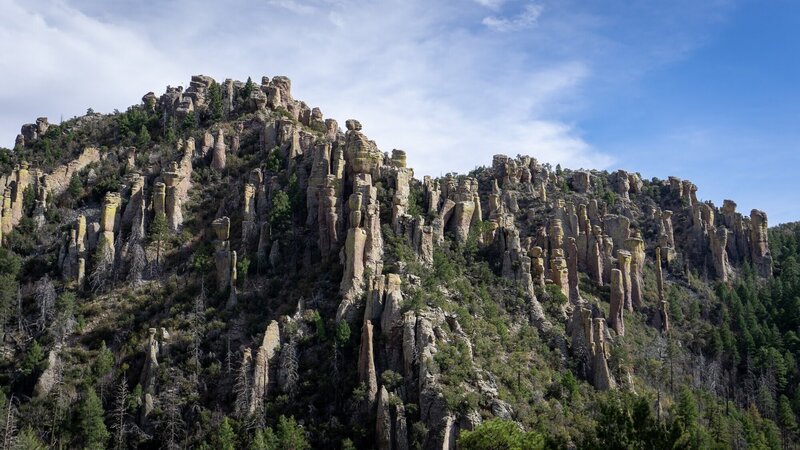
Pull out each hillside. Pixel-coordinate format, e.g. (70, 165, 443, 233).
(0, 74, 797, 449)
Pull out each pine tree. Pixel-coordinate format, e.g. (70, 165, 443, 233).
(275, 416, 309, 450)
(208, 81, 223, 120)
(241, 77, 254, 100)
(216, 417, 236, 450)
(149, 212, 169, 267)
(76, 389, 109, 450)
(136, 125, 151, 149)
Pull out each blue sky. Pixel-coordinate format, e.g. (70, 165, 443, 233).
(0, 0, 797, 223)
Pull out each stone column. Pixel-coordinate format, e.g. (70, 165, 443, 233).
(654, 246, 669, 333)
(153, 182, 166, 218)
(750, 209, 773, 277)
(709, 226, 729, 281)
(550, 248, 569, 299)
(338, 193, 368, 321)
(163, 165, 183, 230)
(624, 237, 645, 309)
(212, 217, 232, 288)
(617, 250, 632, 312)
(592, 318, 616, 391)
(211, 129, 226, 170)
(566, 237, 580, 303)
(98, 192, 121, 264)
(609, 269, 624, 336)
(531, 246, 545, 286)
(358, 320, 379, 408)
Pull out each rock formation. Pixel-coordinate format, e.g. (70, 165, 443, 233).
(211, 129, 226, 170)
(609, 269, 624, 336)
(212, 217, 233, 288)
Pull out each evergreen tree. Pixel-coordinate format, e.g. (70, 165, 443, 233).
(136, 124, 151, 148)
(216, 417, 236, 450)
(208, 81, 224, 120)
(275, 416, 309, 450)
(76, 389, 109, 450)
(149, 212, 169, 266)
(241, 77, 254, 100)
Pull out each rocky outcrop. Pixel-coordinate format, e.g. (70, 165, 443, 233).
(750, 209, 773, 277)
(250, 320, 280, 414)
(570, 306, 616, 391)
(376, 386, 408, 450)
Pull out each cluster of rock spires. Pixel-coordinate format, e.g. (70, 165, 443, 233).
(11, 73, 775, 449)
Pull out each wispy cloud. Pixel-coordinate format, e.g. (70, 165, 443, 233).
(0, 0, 732, 179)
(482, 3, 544, 32)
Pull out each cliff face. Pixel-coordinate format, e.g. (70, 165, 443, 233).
(0, 74, 789, 449)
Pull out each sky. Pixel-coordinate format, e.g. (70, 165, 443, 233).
(0, 0, 798, 223)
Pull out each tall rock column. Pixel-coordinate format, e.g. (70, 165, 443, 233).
(153, 182, 166, 218)
(566, 237, 581, 303)
(750, 209, 773, 277)
(212, 217, 232, 288)
(624, 237, 645, 309)
(709, 226, 730, 281)
(318, 176, 341, 260)
(338, 193, 367, 322)
(609, 269, 625, 336)
(76, 215, 87, 286)
(250, 321, 280, 414)
(162, 163, 183, 230)
(243, 183, 257, 247)
(550, 249, 569, 299)
(617, 250, 633, 312)
(98, 192, 121, 265)
(211, 129, 226, 170)
(530, 246, 545, 287)
(358, 320, 379, 408)
(10, 162, 30, 227)
(655, 247, 669, 333)
(392, 167, 411, 233)
(592, 318, 616, 390)
(1, 189, 12, 237)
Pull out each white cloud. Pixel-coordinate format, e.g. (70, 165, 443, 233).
(265, 0, 317, 15)
(0, 0, 609, 177)
(0, 0, 732, 180)
(482, 3, 544, 32)
(474, 0, 505, 10)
